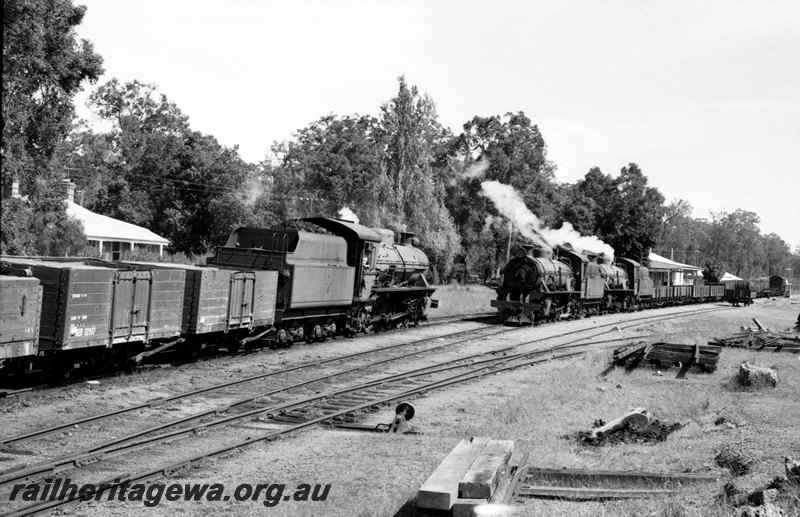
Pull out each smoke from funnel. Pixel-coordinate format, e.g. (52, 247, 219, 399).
(480, 180, 614, 259)
(463, 158, 490, 180)
(337, 207, 359, 224)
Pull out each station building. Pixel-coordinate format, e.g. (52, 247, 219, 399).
(3, 178, 169, 260)
(647, 251, 703, 286)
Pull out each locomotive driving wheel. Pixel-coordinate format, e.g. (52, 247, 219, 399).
(541, 297, 553, 321)
(404, 297, 423, 327)
(346, 306, 373, 334)
(357, 310, 373, 333)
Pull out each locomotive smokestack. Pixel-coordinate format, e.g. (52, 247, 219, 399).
(336, 207, 359, 224)
(399, 232, 419, 247)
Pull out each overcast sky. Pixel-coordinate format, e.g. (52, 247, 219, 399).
(73, 0, 800, 249)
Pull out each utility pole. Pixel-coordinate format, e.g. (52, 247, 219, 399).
(506, 219, 513, 264)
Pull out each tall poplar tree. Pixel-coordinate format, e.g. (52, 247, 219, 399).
(380, 77, 460, 279)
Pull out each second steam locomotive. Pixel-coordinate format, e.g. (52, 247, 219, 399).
(492, 245, 726, 325)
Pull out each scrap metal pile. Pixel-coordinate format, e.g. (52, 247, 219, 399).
(710, 320, 800, 353)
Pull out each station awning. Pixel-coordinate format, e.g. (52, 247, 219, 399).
(648, 252, 702, 271)
(66, 201, 169, 245)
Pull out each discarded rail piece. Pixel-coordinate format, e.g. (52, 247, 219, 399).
(612, 341, 721, 376)
(514, 467, 720, 501)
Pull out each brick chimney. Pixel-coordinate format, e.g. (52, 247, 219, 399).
(1, 179, 20, 199)
(60, 179, 76, 203)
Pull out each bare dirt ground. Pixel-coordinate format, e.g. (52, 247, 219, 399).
(2, 290, 799, 517)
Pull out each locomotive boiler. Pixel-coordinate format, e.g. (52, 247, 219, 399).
(492, 246, 577, 324)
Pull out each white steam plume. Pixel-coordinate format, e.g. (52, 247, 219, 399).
(480, 180, 614, 259)
(449, 157, 491, 186)
(463, 158, 490, 180)
(484, 214, 505, 231)
(244, 175, 269, 207)
(337, 206, 359, 224)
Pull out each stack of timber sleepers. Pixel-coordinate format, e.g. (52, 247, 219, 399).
(417, 436, 520, 516)
(612, 342, 720, 374)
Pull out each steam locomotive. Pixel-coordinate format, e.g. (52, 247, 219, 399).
(0, 218, 436, 376)
(492, 245, 725, 325)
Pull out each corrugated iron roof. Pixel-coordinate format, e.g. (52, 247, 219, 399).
(66, 201, 169, 245)
(648, 251, 702, 271)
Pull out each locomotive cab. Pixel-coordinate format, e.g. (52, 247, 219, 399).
(615, 257, 654, 300)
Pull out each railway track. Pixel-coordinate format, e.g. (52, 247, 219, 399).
(0, 311, 497, 398)
(1, 321, 506, 446)
(1, 304, 724, 449)
(0, 305, 731, 515)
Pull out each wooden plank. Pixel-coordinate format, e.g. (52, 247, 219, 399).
(417, 437, 490, 510)
(494, 451, 529, 504)
(675, 344, 699, 379)
(613, 342, 648, 362)
(459, 439, 515, 499)
(518, 485, 676, 500)
(624, 343, 653, 371)
(452, 498, 487, 517)
(589, 408, 650, 440)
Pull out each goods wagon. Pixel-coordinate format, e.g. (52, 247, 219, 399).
(116, 261, 277, 339)
(0, 271, 42, 366)
(768, 276, 791, 297)
(1, 258, 184, 353)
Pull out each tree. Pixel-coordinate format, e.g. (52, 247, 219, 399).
(707, 209, 762, 277)
(60, 79, 258, 253)
(380, 77, 460, 279)
(573, 163, 665, 262)
(761, 233, 791, 277)
(3, 0, 103, 185)
(653, 199, 711, 266)
(266, 77, 461, 278)
(445, 111, 559, 275)
(269, 114, 390, 222)
(2, 0, 103, 255)
(701, 260, 725, 283)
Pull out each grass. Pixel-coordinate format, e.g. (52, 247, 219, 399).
(459, 346, 800, 516)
